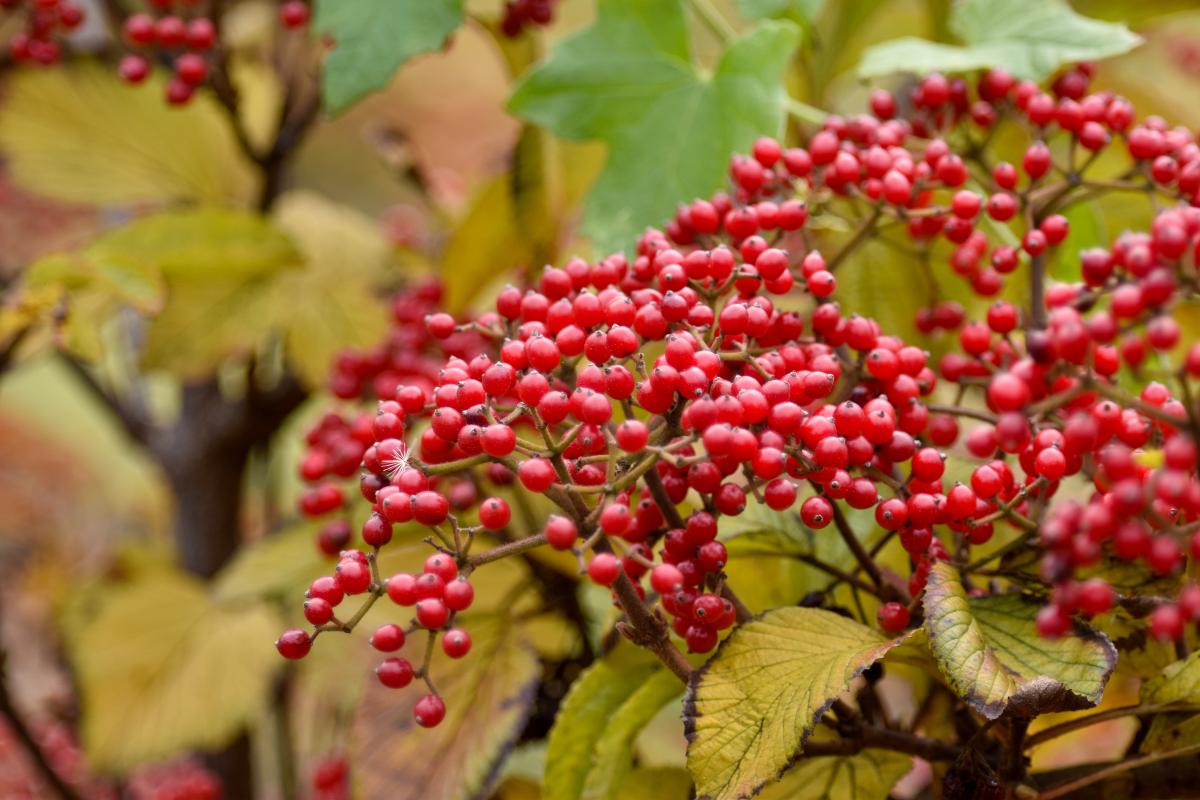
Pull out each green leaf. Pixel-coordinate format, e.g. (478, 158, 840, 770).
(923, 562, 1116, 720)
(0, 62, 257, 206)
(1048, 201, 1107, 282)
(1139, 651, 1200, 753)
(683, 607, 909, 800)
(352, 612, 540, 800)
(544, 645, 684, 800)
(509, 0, 799, 253)
(758, 743, 911, 799)
(67, 569, 282, 771)
(736, 0, 824, 22)
(314, 0, 463, 112)
(1143, 650, 1200, 705)
(858, 0, 1141, 81)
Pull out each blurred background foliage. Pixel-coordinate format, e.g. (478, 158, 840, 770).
(0, 0, 1198, 798)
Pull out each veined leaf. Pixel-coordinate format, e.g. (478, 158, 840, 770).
(544, 646, 683, 800)
(858, 0, 1140, 81)
(0, 62, 257, 206)
(1138, 650, 1200, 753)
(352, 612, 540, 800)
(314, 0, 463, 112)
(923, 562, 1116, 720)
(67, 569, 282, 772)
(509, 0, 799, 254)
(758, 740, 911, 800)
(684, 607, 909, 800)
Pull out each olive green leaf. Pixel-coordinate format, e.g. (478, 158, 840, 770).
(509, 0, 799, 254)
(859, 0, 1141, 81)
(923, 562, 1116, 720)
(67, 569, 282, 772)
(1139, 650, 1200, 753)
(314, 0, 463, 112)
(758, 741, 911, 799)
(271, 192, 394, 387)
(352, 612, 540, 800)
(544, 645, 684, 800)
(684, 607, 909, 800)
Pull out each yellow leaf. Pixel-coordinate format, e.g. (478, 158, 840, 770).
(758, 743, 911, 800)
(923, 562, 1116, 720)
(0, 62, 257, 207)
(441, 176, 530, 314)
(352, 613, 541, 800)
(684, 608, 910, 800)
(67, 569, 282, 772)
(271, 192, 393, 387)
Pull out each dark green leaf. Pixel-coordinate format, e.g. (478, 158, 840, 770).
(314, 0, 463, 112)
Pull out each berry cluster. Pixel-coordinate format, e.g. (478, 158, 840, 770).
(278, 63, 1200, 732)
(113, 1, 307, 104)
(500, 0, 558, 37)
(3, 0, 85, 66)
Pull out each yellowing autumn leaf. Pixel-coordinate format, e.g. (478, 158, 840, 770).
(0, 62, 257, 207)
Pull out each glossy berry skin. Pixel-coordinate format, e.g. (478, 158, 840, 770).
(368, 624, 403, 653)
(442, 629, 472, 658)
(416, 598, 449, 629)
(276, 629, 311, 660)
(413, 694, 446, 728)
(443, 578, 475, 611)
(376, 657, 414, 688)
(587, 553, 622, 586)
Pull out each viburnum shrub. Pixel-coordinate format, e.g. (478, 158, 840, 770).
(274, 62, 1200, 797)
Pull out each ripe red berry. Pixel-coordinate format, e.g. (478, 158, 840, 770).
(416, 598, 450, 629)
(877, 602, 910, 633)
(442, 629, 472, 658)
(414, 694, 446, 727)
(800, 495, 833, 529)
(276, 629, 311, 659)
(587, 553, 622, 586)
(118, 54, 150, 84)
(376, 657, 414, 688)
(479, 497, 511, 530)
(544, 515, 578, 550)
(370, 624, 406, 652)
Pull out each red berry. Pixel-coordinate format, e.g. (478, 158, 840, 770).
(280, 0, 310, 28)
(800, 495, 833, 529)
(416, 598, 450, 629)
(376, 657, 414, 688)
(371, 624, 406, 652)
(479, 497, 512, 530)
(443, 577, 475, 611)
(587, 553, 622, 586)
(877, 602, 910, 633)
(544, 515, 578, 550)
(442, 629, 472, 658)
(413, 694, 446, 727)
(276, 629, 311, 659)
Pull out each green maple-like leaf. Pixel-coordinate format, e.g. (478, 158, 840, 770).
(509, 0, 799, 254)
(314, 0, 463, 112)
(858, 0, 1141, 81)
